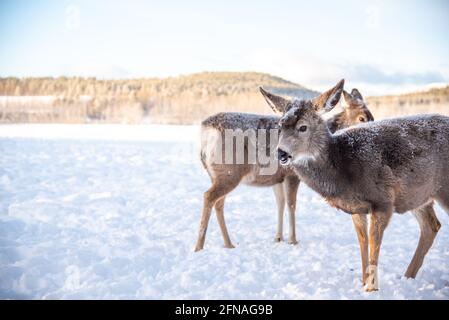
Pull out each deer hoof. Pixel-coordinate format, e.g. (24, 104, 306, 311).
(274, 236, 283, 242)
(364, 285, 379, 292)
(224, 243, 235, 249)
(288, 239, 298, 245)
(364, 265, 379, 292)
(194, 246, 203, 252)
(403, 270, 416, 279)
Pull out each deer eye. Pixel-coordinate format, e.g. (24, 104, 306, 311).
(358, 117, 366, 122)
(298, 125, 307, 132)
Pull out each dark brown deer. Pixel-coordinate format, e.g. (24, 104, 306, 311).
(194, 87, 374, 252)
(262, 79, 448, 291)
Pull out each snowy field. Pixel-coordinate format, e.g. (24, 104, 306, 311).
(0, 124, 448, 300)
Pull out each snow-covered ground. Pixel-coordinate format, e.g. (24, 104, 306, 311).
(0, 124, 448, 299)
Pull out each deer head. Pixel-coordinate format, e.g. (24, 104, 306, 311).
(260, 79, 345, 165)
(341, 88, 374, 124)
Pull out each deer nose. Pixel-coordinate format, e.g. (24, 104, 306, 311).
(277, 148, 291, 165)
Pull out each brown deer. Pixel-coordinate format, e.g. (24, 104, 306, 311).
(194, 87, 374, 252)
(262, 79, 448, 291)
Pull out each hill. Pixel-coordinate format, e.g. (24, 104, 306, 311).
(0, 72, 318, 124)
(366, 85, 449, 119)
(1, 73, 448, 124)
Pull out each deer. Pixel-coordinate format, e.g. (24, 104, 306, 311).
(194, 86, 374, 252)
(261, 79, 449, 291)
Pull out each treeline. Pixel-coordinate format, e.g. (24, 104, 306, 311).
(0, 73, 448, 124)
(0, 72, 317, 124)
(366, 86, 449, 119)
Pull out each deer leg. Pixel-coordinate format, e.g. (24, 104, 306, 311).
(405, 203, 441, 278)
(351, 213, 369, 285)
(284, 176, 300, 245)
(436, 190, 449, 216)
(214, 197, 235, 249)
(365, 209, 392, 292)
(273, 183, 285, 242)
(194, 176, 241, 252)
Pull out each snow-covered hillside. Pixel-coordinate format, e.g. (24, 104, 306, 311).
(0, 124, 448, 299)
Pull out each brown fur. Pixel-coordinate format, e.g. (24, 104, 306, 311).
(194, 87, 374, 251)
(263, 79, 449, 291)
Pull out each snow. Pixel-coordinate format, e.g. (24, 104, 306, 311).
(0, 96, 58, 104)
(0, 124, 448, 300)
(0, 124, 199, 142)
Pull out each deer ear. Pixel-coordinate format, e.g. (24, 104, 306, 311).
(343, 90, 353, 105)
(312, 79, 345, 112)
(351, 88, 363, 101)
(259, 87, 290, 114)
(344, 88, 364, 108)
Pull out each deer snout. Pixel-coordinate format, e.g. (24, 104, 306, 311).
(277, 148, 292, 166)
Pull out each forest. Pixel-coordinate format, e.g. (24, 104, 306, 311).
(0, 72, 447, 124)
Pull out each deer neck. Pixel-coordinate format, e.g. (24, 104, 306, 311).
(326, 111, 347, 134)
(293, 132, 343, 197)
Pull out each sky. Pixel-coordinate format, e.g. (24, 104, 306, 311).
(0, 0, 448, 95)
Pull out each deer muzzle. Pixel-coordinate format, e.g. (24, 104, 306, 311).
(277, 148, 292, 165)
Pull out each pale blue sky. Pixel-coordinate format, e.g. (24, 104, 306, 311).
(1, 0, 448, 94)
